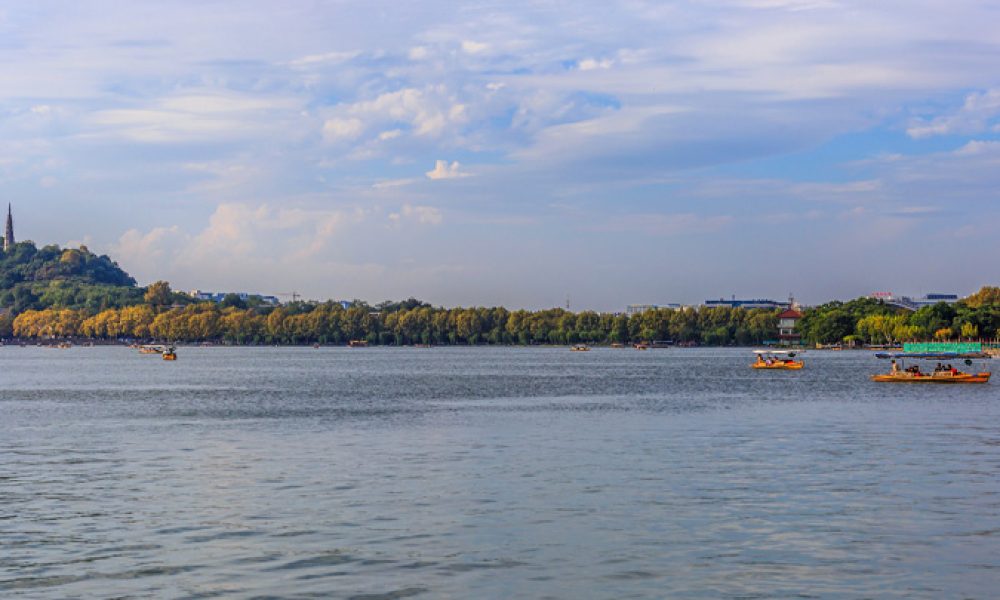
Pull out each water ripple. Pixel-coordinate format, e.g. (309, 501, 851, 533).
(2, 346, 1000, 598)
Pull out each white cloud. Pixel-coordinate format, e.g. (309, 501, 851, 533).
(377, 129, 403, 141)
(954, 140, 1000, 156)
(184, 203, 361, 261)
(371, 177, 418, 189)
(87, 90, 305, 143)
(320, 86, 470, 145)
(112, 226, 184, 283)
(461, 40, 489, 54)
(323, 117, 365, 141)
(578, 58, 613, 71)
(908, 89, 1000, 138)
(425, 160, 468, 180)
(288, 50, 360, 68)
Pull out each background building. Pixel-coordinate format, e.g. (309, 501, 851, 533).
(777, 308, 803, 346)
(626, 303, 683, 315)
(187, 290, 280, 305)
(704, 297, 790, 310)
(868, 292, 959, 311)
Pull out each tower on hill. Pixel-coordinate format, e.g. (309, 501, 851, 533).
(3, 204, 13, 252)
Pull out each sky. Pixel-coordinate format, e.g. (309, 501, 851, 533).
(2, 0, 999, 310)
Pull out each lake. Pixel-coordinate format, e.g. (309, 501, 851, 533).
(2, 346, 999, 598)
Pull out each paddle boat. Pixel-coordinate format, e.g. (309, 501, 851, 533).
(872, 352, 990, 383)
(139, 344, 167, 355)
(752, 350, 804, 370)
(162, 346, 177, 361)
(570, 344, 590, 352)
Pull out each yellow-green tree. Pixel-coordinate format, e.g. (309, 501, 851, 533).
(144, 280, 172, 307)
(964, 286, 1000, 308)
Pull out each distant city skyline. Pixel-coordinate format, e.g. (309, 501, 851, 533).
(2, 2, 999, 311)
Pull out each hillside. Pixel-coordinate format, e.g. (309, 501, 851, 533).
(0, 241, 143, 313)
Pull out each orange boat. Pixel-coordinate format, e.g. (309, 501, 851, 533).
(752, 350, 803, 370)
(872, 352, 990, 383)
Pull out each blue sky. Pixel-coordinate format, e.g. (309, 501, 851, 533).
(2, 0, 1000, 310)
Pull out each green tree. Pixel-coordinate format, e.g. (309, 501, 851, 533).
(144, 281, 172, 307)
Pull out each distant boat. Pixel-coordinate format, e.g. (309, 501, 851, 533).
(139, 344, 167, 354)
(570, 344, 590, 352)
(162, 346, 177, 361)
(752, 350, 804, 370)
(633, 343, 649, 350)
(348, 340, 368, 348)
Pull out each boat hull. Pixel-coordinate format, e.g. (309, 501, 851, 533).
(752, 361, 803, 370)
(871, 372, 990, 383)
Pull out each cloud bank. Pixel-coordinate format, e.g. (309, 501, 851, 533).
(0, 1, 998, 308)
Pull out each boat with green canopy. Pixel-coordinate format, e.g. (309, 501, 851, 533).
(872, 352, 991, 383)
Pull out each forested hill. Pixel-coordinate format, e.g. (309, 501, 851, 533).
(1, 242, 135, 286)
(0, 241, 142, 313)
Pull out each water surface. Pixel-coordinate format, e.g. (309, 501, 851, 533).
(2, 346, 999, 598)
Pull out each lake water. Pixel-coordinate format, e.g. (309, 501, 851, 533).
(2, 346, 999, 598)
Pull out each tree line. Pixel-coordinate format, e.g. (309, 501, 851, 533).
(2, 238, 998, 346)
(4, 285, 995, 346)
(796, 288, 1000, 345)
(4, 294, 783, 345)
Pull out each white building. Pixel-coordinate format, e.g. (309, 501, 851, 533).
(869, 292, 959, 311)
(187, 290, 279, 305)
(626, 303, 682, 316)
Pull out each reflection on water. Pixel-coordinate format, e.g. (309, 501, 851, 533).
(2, 346, 999, 598)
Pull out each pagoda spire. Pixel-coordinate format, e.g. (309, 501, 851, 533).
(4, 203, 14, 252)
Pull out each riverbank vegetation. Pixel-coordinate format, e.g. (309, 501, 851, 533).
(2, 241, 998, 345)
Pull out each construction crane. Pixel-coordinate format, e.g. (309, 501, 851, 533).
(276, 292, 301, 303)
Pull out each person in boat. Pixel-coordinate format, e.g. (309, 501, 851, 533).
(949, 364, 959, 376)
(890, 359, 899, 374)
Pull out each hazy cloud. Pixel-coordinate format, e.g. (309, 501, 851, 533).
(388, 203, 443, 226)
